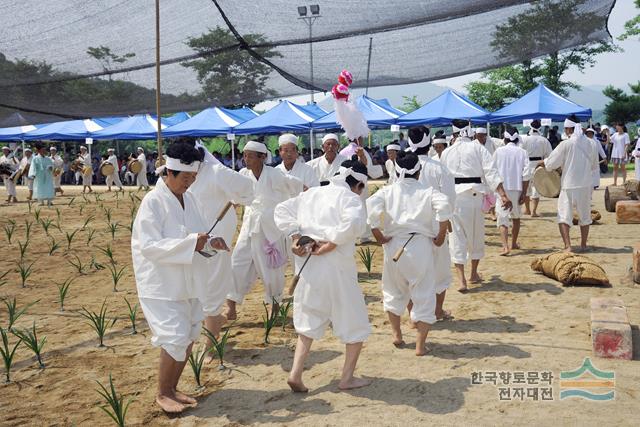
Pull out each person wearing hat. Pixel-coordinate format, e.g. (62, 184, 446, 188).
(28, 141, 55, 206)
(49, 146, 64, 195)
(225, 140, 303, 321)
(521, 119, 553, 217)
(367, 153, 452, 355)
(407, 126, 456, 321)
(78, 145, 93, 193)
(431, 131, 448, 160)
(275, 134, 319, 190)
(473, 127, 496, 155)
(384, 142, 401, 184)
(136, 147, 150, 191)
(275, 157, 372, 392)
(0, 146, 19, 202)
(307, 134, 348, 186)
(105, 148, 123, 192)
(185, 139, 254, 361)
(440, 119, 512, 292)
(132, 139, 229, 413)
(585, 127, 607, 189)
(493, 128, 530, 256)
(19, 147, 34, 200)
(539, 114, 598, 252)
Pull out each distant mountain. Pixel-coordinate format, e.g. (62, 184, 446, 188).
(567, 85, 611, 111)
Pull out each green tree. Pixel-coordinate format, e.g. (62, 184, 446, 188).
(603, 82, 640, 124)
(181, 27, 281, 108)
(467, 0, 618, 110)
(86, 46, 136, 81)
(619, 0, 640, 41)
(400, 95, 421, 113)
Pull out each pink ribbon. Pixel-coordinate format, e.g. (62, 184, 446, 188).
(264, 240, 286, 269)
(482, 193, 497, 213)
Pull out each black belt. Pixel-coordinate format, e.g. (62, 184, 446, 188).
(454, 177, 481, 184)
(320, 180, 330, 186)
(529, 157, 542, 161)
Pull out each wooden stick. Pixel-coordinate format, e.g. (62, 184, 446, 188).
(392, 233, 416, 262)
(288, 252, 312, 295)
(206, 202, 233, 235)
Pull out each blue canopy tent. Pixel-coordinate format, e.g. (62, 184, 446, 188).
(23, 117, 125, 140)
(312, 95, 405, 130)
(163, 107, 258, 137)
(91, 114, 166, 140)
(158, 112, 191, 126)
(0, 124, 43, 141)
(234, 101, 326, 135)
(489, 84, 592, 123)
(396, 90, 491, 127)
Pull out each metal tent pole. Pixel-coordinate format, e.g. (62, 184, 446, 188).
(365, 37, 373, 96)
(154, 0, 163, 160)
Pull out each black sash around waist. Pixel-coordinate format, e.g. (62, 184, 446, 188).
(529, 156, 542, 161)
(320, 180, 330, 186)
(454, 177, 482, 184)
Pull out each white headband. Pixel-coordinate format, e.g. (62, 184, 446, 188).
(564, 118, 583, 138)
(474, 127, 487, 135)
(386, 144, 401, 151)
(453, 124, 473, 138)
(433, 138, 447, 145)
(107, 148, 114, 152)
(137, 147, 143, 151)
(331, 166, 368, 185)
(25, 148, 32, 152)
(586, 128, 595, 133)
(2, 146, 10, 151)
(50, 147, 57, 151)
(394, 161, 421, 181)
(503, 131, 519, 142)
(406, 133, 430, 152)
(80, 146, 87, 150)
(278, 134, 298, 147)
(243, 140, 268, 154)
(165, 157, 200, 172)
(322, 133, 339, 143)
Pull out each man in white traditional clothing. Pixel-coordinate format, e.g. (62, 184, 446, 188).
(274, 158, 372, 392)
(384, 143, 400, 184)
(225, 140, 303, 320)
(540, 115, 598, 252)
(367, 153, 451, 355)
(49, 147, 64, 196)
(136, 147, 150, 191)
(132, 140, 229, 413)
(431, 131, 447, 160)
(473, 127, 496, 154)
(105, 148, 123, 192)
(1, 146, 19, 202)
(633, 129, 640, 181)
(585, 128, 607, 190)
(493, 128, 530, 256)
(19, 148, 34, 200)
(407, 126, 456, 321)
(275, 134, 319, 189)
(521, 120, 553, 217)
(440, 119, 512, 292)
(185, 139, 254, 361)
(78, 146, 93, 193)
(307, 133, 347, 185)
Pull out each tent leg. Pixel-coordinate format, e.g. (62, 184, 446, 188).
(231, 138, 235, 171)
(309, 128, 314, 160)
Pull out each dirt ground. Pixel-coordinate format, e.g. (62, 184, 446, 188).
(0, 176, 638, 427)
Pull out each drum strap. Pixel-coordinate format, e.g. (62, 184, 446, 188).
(454, 177, 481, 184)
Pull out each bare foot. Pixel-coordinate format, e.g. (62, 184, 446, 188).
(416, 345, 432, 356)
(531, 212, 539, 217)
(524, 210, 531, 216)
(563, 246, 573, 253)
(500, 248, 510, 256)
(339, 377, 371, 390)
(457, 281, 468, 293)
(579, 246, 589, 253)
(156, 395, 186, 413)
(174, 390, 197, 406)
(287, 378, 309, 393)
(469, 274, 483, 284)
(436, 310, 453, 321)
(393, 340, 406, 348)
(511, 243, 520, 250)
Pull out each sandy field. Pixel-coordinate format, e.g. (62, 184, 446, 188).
(0, 176, 638, 427)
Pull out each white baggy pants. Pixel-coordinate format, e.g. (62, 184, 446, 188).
(449, 190, 484, 264)
(382, 234, 437, 324)
(3, 177, 16, 197)
(229, 229, 286, 304)
(106, 172, 122, 189)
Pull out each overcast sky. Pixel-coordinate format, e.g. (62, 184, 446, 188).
(435, 0, 639, 91)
